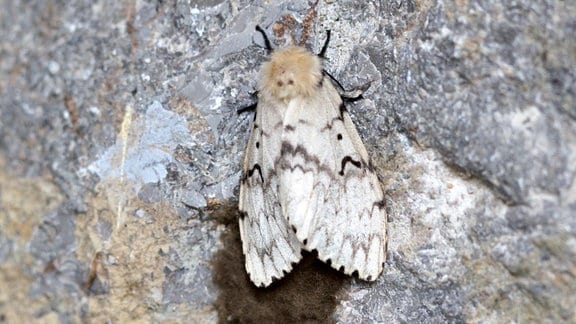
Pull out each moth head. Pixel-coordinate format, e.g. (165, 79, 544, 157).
(259, 46, 323, 101)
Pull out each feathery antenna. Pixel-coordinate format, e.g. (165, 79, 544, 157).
(318, 30, 331, 58)
(255, 25, 273, 53)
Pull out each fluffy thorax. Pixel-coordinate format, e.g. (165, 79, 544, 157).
(259, 46, 323, 102)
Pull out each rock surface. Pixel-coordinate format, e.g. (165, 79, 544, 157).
(1, 0, 574, 322)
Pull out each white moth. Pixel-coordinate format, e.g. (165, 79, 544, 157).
(239, 26, 387, 287)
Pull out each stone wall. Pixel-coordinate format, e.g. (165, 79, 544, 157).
(1, 0, 574, 322)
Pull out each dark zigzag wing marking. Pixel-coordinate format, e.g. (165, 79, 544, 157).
(278, 141, 368, 180)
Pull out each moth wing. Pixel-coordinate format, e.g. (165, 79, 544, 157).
(278, 77, 387, 281)
(239, 99, 303, 287)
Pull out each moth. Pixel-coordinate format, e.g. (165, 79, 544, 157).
(239, 26, 387, 287)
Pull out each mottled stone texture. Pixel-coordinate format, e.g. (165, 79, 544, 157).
(0, 0, 574, 323)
